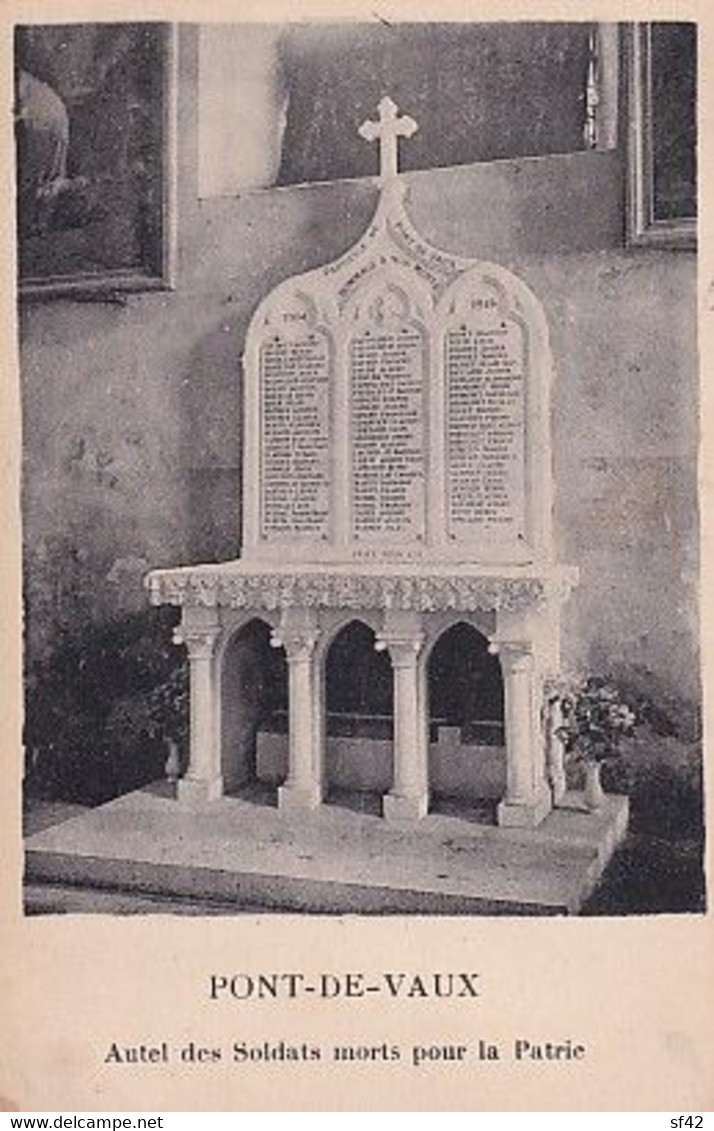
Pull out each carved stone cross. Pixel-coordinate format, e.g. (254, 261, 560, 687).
(358, 96, 418, 181)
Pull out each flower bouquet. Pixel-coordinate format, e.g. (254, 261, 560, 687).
(553, 676, 638, 809)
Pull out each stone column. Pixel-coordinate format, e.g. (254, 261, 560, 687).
(175, 613, 223, 807)
(274, 608, 323, 812)
(379, 611, 428, 821)
(495, 642, 551, 827)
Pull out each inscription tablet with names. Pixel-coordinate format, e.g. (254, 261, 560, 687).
(351, 326, 426, 542)
(445, 308, 526, 545)
(260, 332, 331, 539)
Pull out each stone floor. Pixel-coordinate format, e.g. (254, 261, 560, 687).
(24, 782, 628, 916)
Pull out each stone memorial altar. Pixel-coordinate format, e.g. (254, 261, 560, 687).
(147, 97, 579, 828)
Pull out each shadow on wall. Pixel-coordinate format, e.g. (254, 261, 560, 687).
(583, 726, 706, 914)
(23, 605, 185, 806)
(595, 657, 702, 745)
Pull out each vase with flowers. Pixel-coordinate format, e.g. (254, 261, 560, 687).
(553, 675, 638, 811)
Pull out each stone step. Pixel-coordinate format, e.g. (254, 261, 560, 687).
(25, 851, 572, 916)
(23, 882, 260, 916)
(24, 782, 628, 916)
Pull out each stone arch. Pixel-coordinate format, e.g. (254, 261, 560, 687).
(314, 610, 382, 669)
(425, 619, 506, 808)
(419, 610, 495, 670)
(220, 615, 288, 796)
(322, 617, 394, 800)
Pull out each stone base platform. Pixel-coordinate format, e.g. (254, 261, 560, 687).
(25, 783, 628, 916)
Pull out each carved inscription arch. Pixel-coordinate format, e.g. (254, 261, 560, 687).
(241, 181, 554, 568)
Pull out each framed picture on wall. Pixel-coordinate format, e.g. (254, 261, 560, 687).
(626, 21, 696, 249)
(15, 22, 177, 297)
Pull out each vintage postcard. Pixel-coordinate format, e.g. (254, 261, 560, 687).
(1, 0, 712, 1112)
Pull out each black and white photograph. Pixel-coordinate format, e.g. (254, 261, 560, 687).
(17, 19, 703, 918)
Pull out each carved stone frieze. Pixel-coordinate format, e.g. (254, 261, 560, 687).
(147, 567, 576, 614)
